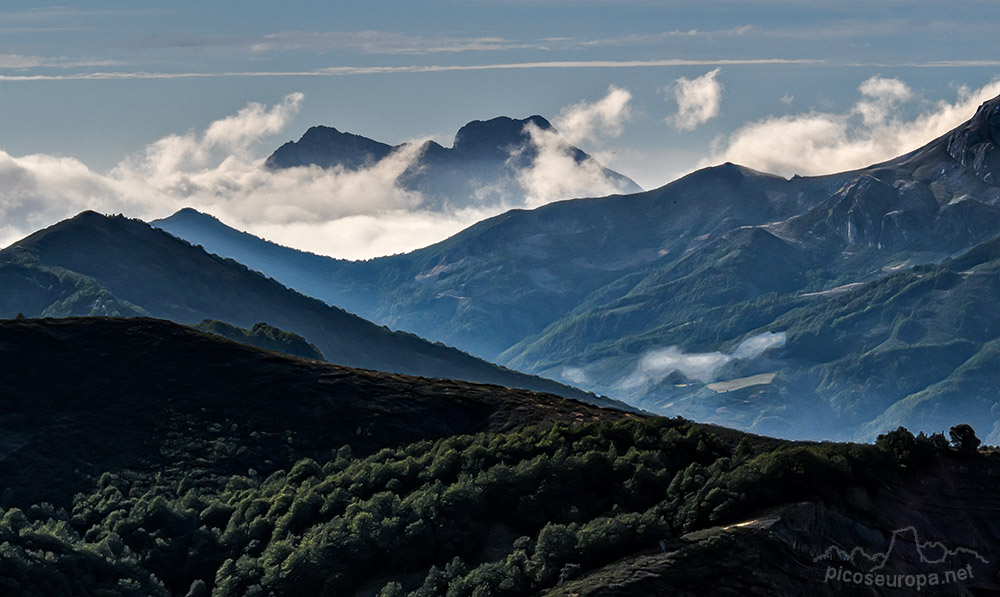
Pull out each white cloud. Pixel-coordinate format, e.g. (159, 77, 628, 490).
(668, 68, 723, 131)
(516, 121, 633, 207)
(705, 77, 1000, 177)
(0, 53, 123, 69)
(0, 53, 42, 68)
(0, 93, 431, 253)
(510, 85, 636, 206)
(0, 151, 122, 246)
(247, 207, 495, 261)
(553, 85, 632, 144)
(855, 76, 912, 127)
(620, 332, 786, 388)
(248, 30, 538, 55)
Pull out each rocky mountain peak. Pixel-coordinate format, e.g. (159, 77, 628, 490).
(946, 93, 1000, 185)
(452, 115, 552, 159)
(265, 125, 392, 170)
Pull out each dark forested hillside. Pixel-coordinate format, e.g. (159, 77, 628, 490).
(0, 318, 997, 596)
(0, 317, 630, 507)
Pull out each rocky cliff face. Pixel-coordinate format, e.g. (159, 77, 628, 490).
(947, 95, 1000, 186)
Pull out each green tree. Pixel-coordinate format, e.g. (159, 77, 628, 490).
(377, 581, 405, 597)
(949, 424, 981, 454)
(875, 427, 916, 462)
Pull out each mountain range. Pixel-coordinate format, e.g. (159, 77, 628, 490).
(4, 98, 1000, 595)
(0, 211, 628, 411)
(265, 115, 642, 210)
(155, 93, 1000, 442)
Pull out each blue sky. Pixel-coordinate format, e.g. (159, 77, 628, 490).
(2, 1, 999, 257)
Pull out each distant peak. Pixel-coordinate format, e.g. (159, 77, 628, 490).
(301, 125, 344, 138)
(453, 115, 552, 155)
(174, 207, 208, 217)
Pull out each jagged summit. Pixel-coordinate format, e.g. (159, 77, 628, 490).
(946, 93, 1000, 184)
(451, 115, 552, 158)
(263, 114, 641, 208)
(265, 125, 392, 170)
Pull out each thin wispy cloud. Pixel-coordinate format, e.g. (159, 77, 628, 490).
(0, 58, 820, 81)
(0, 53, 123, 69)
(0, 54, 42, 68)
(248, 31, 542, 55)
(578, 25, 758, 48)
(668, 68, 723, 131)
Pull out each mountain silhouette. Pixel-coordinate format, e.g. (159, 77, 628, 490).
(0, 211, 631, 411)
(150, 94, 1000, 440)
(265, 115, 642, 209)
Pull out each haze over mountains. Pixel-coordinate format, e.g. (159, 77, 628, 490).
(155, 94, 1000, 443)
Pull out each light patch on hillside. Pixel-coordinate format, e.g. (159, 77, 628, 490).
(707, 372, 776, 393)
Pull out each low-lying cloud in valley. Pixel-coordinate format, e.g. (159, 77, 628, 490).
(705, 76, 1000, 177)
(0, 88, 640, 258)
(620, 331, 786, 388)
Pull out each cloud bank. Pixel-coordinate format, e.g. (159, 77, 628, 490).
(0, 89, 638, 258)
(668, 68, 723, 131)
(705, 77, 1000, 177)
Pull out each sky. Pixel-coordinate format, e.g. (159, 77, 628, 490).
(1, 0, 999, 258)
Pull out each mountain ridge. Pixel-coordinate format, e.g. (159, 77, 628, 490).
(0, 211, 631, 411)
(264, 114, 642, 210)
(78, 93, 1000, 441)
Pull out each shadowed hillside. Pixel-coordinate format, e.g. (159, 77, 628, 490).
(1, 319, 998, 596)
(0, 317, 631, 506)
(0, 212, 630, 411)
